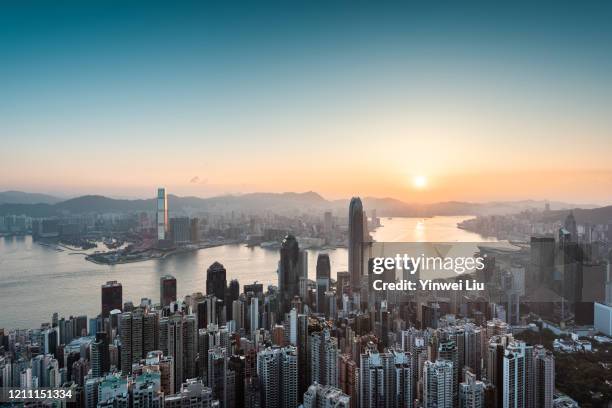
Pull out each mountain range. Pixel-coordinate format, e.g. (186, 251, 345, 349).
(0, 190, 604, 221)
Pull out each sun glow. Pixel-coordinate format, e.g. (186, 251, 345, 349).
(413, 175, 428, 189)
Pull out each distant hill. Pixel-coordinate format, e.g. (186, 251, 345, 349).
(0, 191, 62, 205)
(544, 205, 612, 225)
(0, 190, 603, 219)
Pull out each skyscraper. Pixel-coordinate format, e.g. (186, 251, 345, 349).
(91, 332, 109, 378)
(316, 253, 331, 314)
(169, 217, 191, 246)
(438, 340, 459, 405)
(160, 275, 177, 308)
(310, 329, 338, 387)
(359, 348, 413, 408)
(564, 211, 578, 242)
(459, 370, 484, 408)
(101, 281, 122, 318)
(206, 262, 228, 303)
(207, 347, 227, 406)
(226, 279, 240, 321)
(257, 346, 298, 408)
(503, 342, 528, 408)
(164, 314, 197, 392)
(119, 310, 143, 375)
(534, 345, 554, 408)
(348, 197, 364, 293)
(530, 236, 555, 285)
(424, 360, 453, 408)
(278, 235, 300, 318)
(156, 188, 168, 242)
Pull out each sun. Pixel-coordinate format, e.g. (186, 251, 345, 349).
(413, 175, 427, 189)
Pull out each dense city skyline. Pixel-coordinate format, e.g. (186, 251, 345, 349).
(2, 2, 612, 203)
(2, 2, 612, 407)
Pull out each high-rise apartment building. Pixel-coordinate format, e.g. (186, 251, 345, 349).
(534, 345, 554, 408)
(310, 329, 338, 387)
(303, 384, 350, 408)
(257, 346, 298, 408)
(424, 360, 453, 408)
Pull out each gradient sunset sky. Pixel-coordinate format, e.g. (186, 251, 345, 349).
(2, 2, 612, 203)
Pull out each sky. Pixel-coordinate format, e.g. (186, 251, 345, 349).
(1, 1, 612, 204)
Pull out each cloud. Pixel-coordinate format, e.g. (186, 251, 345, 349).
(190, 176, 209, 185)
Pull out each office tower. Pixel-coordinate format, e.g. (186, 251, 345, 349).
(232, 299, 245, 331)
(226, 279, 240, 320)
(278, 235, 300, 318)
(424, 360, 453, 408)
(165, 315, 197, 392)
(348, 197, 364, 293)
(257, 346, 298, 408)
(459, 370, 484, 408)
(324, 211, 333, 237)
(132, 372, 163, 408)
(91, 332, 109, 377)
(534, 346, 554, 408)
(299, 249, 308, 279)
(207, 347, 227, 406)
(190, 218, 200, 243)
(438, 340, 459, 404)
(196, 296, 217, 329)
(101, 281, 123, 318)
(310, 329, 338, 387)
(156, 188, 168, 242)
(160, 275, 177, 307)
(303, 384, 350, 408)
(530, 237, 555, 285)
(170, 217, 191, 245)
(164, 379, 215, 408)
(207, 262, 228, 303)
(316, 253, 331, 314)
(564, 211, 578, 242)
(249, 296, 259, 332)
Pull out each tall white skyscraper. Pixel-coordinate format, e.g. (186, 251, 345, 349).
(156, 187, 168, 241)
